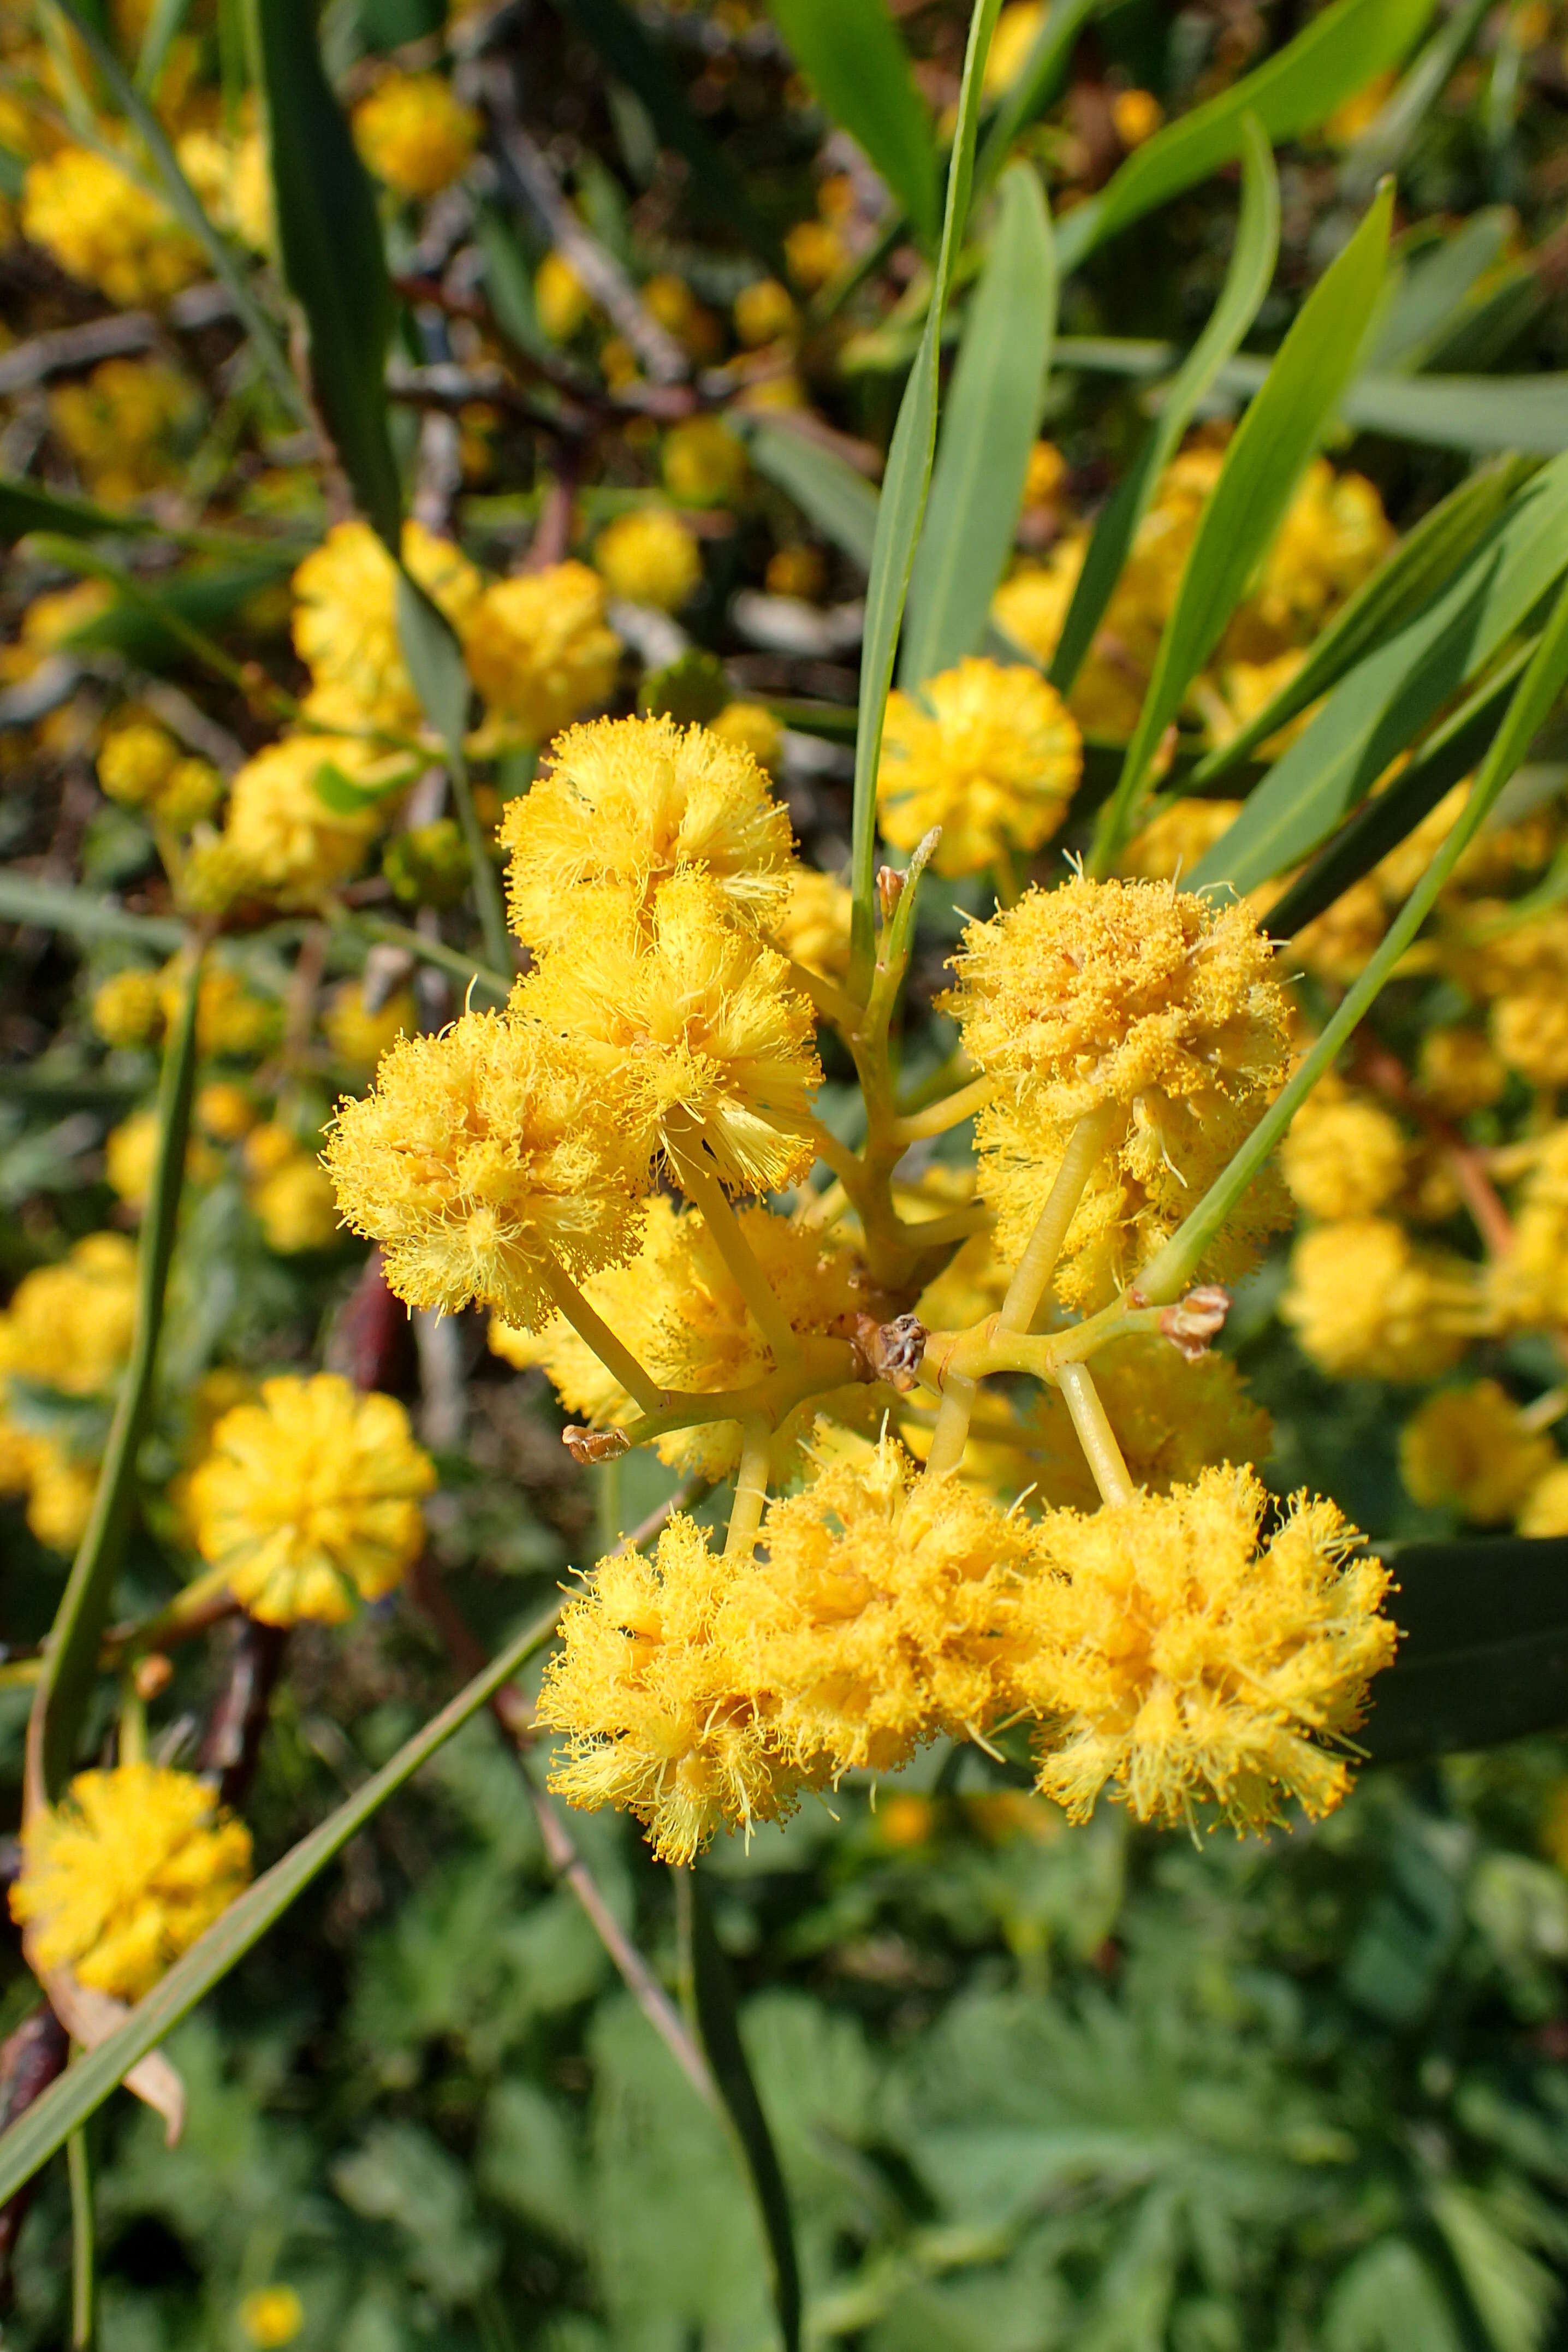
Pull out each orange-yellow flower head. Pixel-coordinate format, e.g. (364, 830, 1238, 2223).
(221, 734, 409, 906)
(1015, 1467, 1396, 1833)
(10, 1763, 252, 2001)
(541, 1516, 811, 1866)
(0, 1231, 139, 1398)
(514, 874, 821, 1196)
(593, 508, 702, 612)
(947, 875, 1291, 1304)
(877, 658, 1082, 878)
(501, 713, 794, 952)
(1281, 1092, 1406, 1222)
(463, 562, 621, 749)
(292, 520, 482, 738)
(1492, 1126, 1568, 1331)
(352, 71, 480, 198)
(1400, 1380, 1558, 1526)
(325, 1009, 647, 1325)
(22, 147, 204, 307)
(1282, 1218, 1483, 1382)
(186, 1372, 434, 1625)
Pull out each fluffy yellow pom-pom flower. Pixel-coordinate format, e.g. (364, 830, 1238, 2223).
(22, 146, 203, 306)
(10, 1764, 252, 2001)
(463, 562, 622, 748)
(1400, 1380, 1558, 1525)
(219, 734, 407, 905)
(1281, 1093, 1406, 1222)
(1282, 1218, 1483, 1382)
(325, 1009, 648, 1326)
(593, 508, 702, 611)
(500, 713, 793, 951)
(92, 966, 164, 1048)
(0, 1231, 138, 1398)
(767, 863, 853, 983)
(877, 657, 1082, 878)
(541, 1516, 812, 1866)
(1015, 1467, 1396, 1833)
(352, 71, 480, 198)
(1492, 1125, 1568, 1330)
(514, 874, 822, 1195)
(292, 520, 482, 737)
(186, 1373, 434, 1625)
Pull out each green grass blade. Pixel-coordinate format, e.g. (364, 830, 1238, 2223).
(1050, 114, 1277, 699)
(1339, 0, 1491, 201)
(1090, 180, 1393, 873)
(0, 1600, 565, 2202)
(395, 572, 510, 977)
(1, 478, 164, 544)
(741, 420, 881, 572)
(680, 1870, 801, 2352)
(0, 874, 187, 951)
(1055, 0, 1432, 273)
(848, 0, 1003, 985)
(133, 0, 193, 92)
(769, 0, 939, 249)
(972, 0, 1098, 203)
(1190, 449, 1568, 894)
(250, 0, 402, 545)
(1190, 454, 1534, 785)
(1371, 208, 1514, 371)
(899, 161, 1055, 688)
(52, 0, 302, 422)
(25, 949, 203, 1808)
(1139, 566, 1568, 1307)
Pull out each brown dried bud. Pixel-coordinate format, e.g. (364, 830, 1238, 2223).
(133, 1652, 174, 1701)
(853, 1311, 928, 1392)
(876, 865, 905, 924)
(1159, 1285, 1231, 1362)
(563, 1424, 632, 1465)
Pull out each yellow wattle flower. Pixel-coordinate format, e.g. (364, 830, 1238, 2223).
(10, 1763, 252, 2001)
(765, 862, 853, 984)
(1281, 1092, 1407, 1222)
(593, 508, 702, 612)
(292, 519, 482, 738)
(187, 1372, 434, 1625)
(1400, 1380, 1558, 1525)
(1492, 1125, 1568, 1331)
(500, 712, 793, 952)
(1015, 1466, 1396, 1833)
(352, 71, 480, 199)
(22, 145, 204, 306)
(0, 1231, 139, 1398)
(463, 561, 622, 750)
(219, 734, 407, 906)
(877, 657, 1082, 878)
(1282, 1217, 1483, 1382)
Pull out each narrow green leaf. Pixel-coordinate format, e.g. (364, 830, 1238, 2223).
(68, 2121, 94, 2350)
(549, 0, 782, 267)
(1372, 207, 1514, 371)
(972, 0, 1098, 202)
(1335, 369, 1568, 455)
(474, 205, 562, 371)
(1139, 566, 1568, 1306)
(1050, 116, 1278, 698)
(1091, 181, 1394, 873)
(250, 0, 402, 547)
(1339, 0, 1492, 202)
(1190, 449, 1568, 894)
(0, 874, 186, 952)
(1191, 454, 1535, 785)
(680, 1870, 801, 2352)
(741, 421, 881, 572)
(25, 951, 202, 1808)
(850, 0, 1003, 985)
(1264, 641, 1532, 936)
(310, 758, 410, 816)
(900, 162, 1055, 688)
(52, 1, 302, 421)
(395, 573, 511, 978)
(1055, 0, 1433, 272)
(1363, 1535, 1568, 1765)
(0, 1601, 565, 2203)
(0, 478, 163, 545)
(133, 0, 193, 91)
(769, 0, 939, 248)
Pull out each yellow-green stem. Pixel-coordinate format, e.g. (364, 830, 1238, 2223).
(924, 1373, 979, 1480)
(68, 2115, 94, 2352)
(543, 1258, 664, 1415)
(675, 1151, 804, 1370)
(1058, 1360, 1136, 1505)
(725, 1418, 772, 1558)
(996, 1104, 1119, 1335)
(892, 1072, 996, 1147)
(117, 1678, 147, 1768)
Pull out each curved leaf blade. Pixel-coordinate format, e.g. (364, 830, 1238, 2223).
(900, 161, 1056, 688)
(743, 420, 881, 571)
(1364, 1534, 1568, 1765)
(1050, 114, 1278, 698)
(768, 0, 939, 248)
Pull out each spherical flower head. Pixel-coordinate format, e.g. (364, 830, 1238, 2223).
(240, 2286, 305, 2349)
(1282, 1217, 1483, 1382)
(1015, 1467, 1396, 1833)
(746, 1436, 1044, 1778)
(187, 1372, 434, 1625)
(1248, 459, 1392, 644)
(50, 357, 195, 503)
(878, 659, 1082, 877)
(10, 1763, 252, 2001)
(1493, 989, 1568, 1089)
(1492, 1126, 1568, 1331)
(1121, 798, 1243, 883)
(196, 1083, 257, 1143)
(0, 1231, 138, 1397)
(98, 720, 178, 809)
(733, 277, 795, 346)
(1521, 1464, 1568, 1539)
(175, 126, 273, 255)
(594, 508, 702, 613)
(536, 250, 592, 341)
(155, 958, 276, 1060)
(222, 734, 403, 905)
(514, 874, 822, 1196)
(494, 1196, 877, 1482)
(92, 966, 163, 1048)
(250, 1151, 340, 1254)
(22, 147, 203, 306)
(1281, 1094, 1406, 1222)
(1418, 1026, 1505, 1118)
(501, 712, 793, 952)
(325, 1009, 646, 1325)
(662, 417, 747, 506)
(463, 562, 621, 747)
(541, 1516, 809, 1865)
(984, 2, 1046, 94)
(156, 756, 223, 833)
(1400, 1381, 1557, 1525)
(352, 72, 480, 198)
(709, 700, 782, 774)
(23, 1435, 99, 1556)
(1024, 439, 1067, 507)
(784, 218, 843, 292)
(766, 863, 853, 984)
(292, 519, 482, 736)
(324, 978, 415, 1072)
